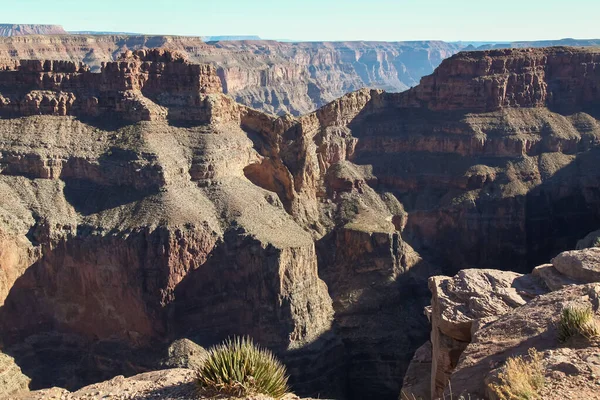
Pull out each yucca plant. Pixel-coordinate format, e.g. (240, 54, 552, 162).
(197, 336, 289, 399)
(558, 305, 600, 342)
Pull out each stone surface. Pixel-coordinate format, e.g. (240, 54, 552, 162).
(0, 24, 67, 37)
(0, 351, 30, 398)
(16, 368, 309, 400)
(407, 47, 600, 112)
(448, 284, 600, 400)
(400, 341, 432, 400)
(552, 248, 600, 283)
(0, 49, 222, 122)
(427, 269, 546, 398)
(532, 263, 580, 291)
(0, 35, 461, 115)
(424, 246, 600, 398)
(162, 339, 208, 370)
(2, 46, 600, 400)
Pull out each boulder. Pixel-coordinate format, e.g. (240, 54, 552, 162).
(448, 284, 600, 400)
(576, 229, 600, 250)
(552, 248, 600, 283)
(428, 269, 546, 398)
(163, 339, 208, 370)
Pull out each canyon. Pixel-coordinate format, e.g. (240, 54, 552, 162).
(0, 34, 462, 116)
(1, 26, 598, 119)
(1, 45, 600, 400)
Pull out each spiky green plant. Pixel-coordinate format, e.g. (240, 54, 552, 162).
(197, 336, 289, 399)
(558, 305, 600, 342)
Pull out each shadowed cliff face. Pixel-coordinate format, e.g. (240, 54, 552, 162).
(1, 46, 600, 400)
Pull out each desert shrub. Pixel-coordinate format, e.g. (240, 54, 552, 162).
(558, 305, 600, 342)
(197, 336, 289, 399)
(488, 349, 544, 400)
(400, 385, 472, 400)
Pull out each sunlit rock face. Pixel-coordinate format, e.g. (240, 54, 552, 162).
(2, 46, 600, 400)
(0, 36, 463, 115)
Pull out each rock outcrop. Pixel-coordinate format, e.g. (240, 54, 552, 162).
(0, 49, 340, 397)
(407, 47, 600, 112)
(0, 35, 462, 115)
(426, 270, 546, 398)
(2, 46, 600, 400)
(2, 35, 600, 117)
(451, 283, 600, 400)
(16, 368, 307, 400)
(420, 247, 600, 399)
(0, 351, 30, 398)
(0, 25, 67, 37)
(0, 49, 222, 122)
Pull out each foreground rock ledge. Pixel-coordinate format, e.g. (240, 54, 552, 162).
(14, 368, 310, 400)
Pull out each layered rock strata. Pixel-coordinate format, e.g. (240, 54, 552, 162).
(0, 49, 222, 122)
(2, 46, 600, 400)
(0, 25, 67, 37)
(0, 36, 462, 115)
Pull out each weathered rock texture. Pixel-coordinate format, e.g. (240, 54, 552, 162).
(3, 35, 600, 117)
(2, 46, 600, 400)
(16, 368, 307, 400)
(400, 341, 432, 400)
(451, 283, 600, 400)
(0, 35, 462, 115)
(0, 25, 67, 37)
(0, 49, 340, 397)
(0, 351, 30, 398)
(420, 247, 600, 399)
(427, 270, 546, 398)
(0, 49, 222, 121)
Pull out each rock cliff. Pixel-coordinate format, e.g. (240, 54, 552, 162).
(1, 46, 600, 400)
(416, 246, 600, 400)
(0, 35, 462, 115)
(0, 25, 67, 37)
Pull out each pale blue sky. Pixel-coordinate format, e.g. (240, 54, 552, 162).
(3, 0, 599, 41)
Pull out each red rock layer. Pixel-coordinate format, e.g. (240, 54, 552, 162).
(407, 47, 600, 111)
(0, 49, 222, 122)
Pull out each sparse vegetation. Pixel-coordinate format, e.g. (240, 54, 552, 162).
(488, 349, 545, 400)
(196, 336, 289, 399)
(401, 387, 472, 400)
(558, 305, 600, 342)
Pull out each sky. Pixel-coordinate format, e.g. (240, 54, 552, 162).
(2, 0, 599, 42)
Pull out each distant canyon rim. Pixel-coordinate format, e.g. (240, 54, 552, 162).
(1, 26, 600, 116)
(0, 25, 600, 400)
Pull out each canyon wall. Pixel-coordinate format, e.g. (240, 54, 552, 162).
(0, 35, 462, 115)
(0, 24, 67, 37)
(1, 46, 600, 400)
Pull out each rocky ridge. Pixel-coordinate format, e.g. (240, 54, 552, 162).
(1, 46, 600, 400)
(404, 245, 600, 400)
(0, 25, 67, 37)
(15, 368, 309, 400)
(0, 35, 462, 115)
